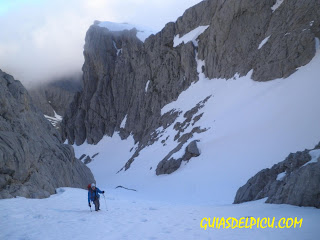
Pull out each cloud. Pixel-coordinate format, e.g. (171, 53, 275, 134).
(0, 0, 202, 86)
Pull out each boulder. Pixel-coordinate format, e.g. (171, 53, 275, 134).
(156, 140, 201, 175)
(185, 140, 201, 159)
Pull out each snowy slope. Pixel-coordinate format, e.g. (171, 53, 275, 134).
(1, 188, 320, 240)
(72, 35, 320, 205)
(98, 21, 155, 42)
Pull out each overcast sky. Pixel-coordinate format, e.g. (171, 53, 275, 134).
(0, 0, 202, 86)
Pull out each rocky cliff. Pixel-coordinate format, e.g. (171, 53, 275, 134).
(0, 69, 94, 199)
(61, 0, 320, 174)
(234, 143, 320, 208)
(29, 75, 82, 118)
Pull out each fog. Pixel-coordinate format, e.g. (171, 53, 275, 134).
(0, 0, 202, 86)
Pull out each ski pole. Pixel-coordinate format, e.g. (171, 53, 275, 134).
(103, 194, 107, 211)
(90, 202, 92, 212)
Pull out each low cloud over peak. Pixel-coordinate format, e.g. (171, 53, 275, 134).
(0, 0, 201, 86)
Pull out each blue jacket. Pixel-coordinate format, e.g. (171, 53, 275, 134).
(88, 187, 103, 203)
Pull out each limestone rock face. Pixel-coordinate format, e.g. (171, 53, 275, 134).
(29, 75, 82, 117)
(198, 0, 320, 81)
(62, 22, 198, 146)
(61, 0, 320, 172)
(234, 143, 320, 208)
(0, 70, 94, 199)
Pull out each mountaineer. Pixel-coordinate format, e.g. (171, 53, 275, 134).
(88, 183, 105, 211)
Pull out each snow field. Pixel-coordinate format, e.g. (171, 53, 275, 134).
(1, 188, 319, 240)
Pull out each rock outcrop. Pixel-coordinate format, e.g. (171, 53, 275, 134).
(61, 0, 320, 172)
(234, 143, 320, 208)
(0, 69, 94, 199)
(156, 140, 201, 175)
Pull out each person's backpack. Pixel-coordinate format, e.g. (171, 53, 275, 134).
(88, 184, 98, 201)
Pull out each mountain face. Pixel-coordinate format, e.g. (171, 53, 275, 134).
(0, 70, 94, 199)
(234, 143, 320, 208)
(29, 75, 82, 118)
(62, 0, 320, 175)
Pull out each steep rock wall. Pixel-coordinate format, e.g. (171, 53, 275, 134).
(0, 70, 94, 199)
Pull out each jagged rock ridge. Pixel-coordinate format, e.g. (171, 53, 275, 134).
(61, 0, 320, 173)
(0, 70, 94, 199)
